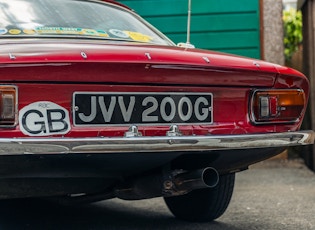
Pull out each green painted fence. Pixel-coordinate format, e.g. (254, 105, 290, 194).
(119, 0, 261, 58)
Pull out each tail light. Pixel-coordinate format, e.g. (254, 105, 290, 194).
(251, 89, 305, 124)
(0, 86, 17, 126)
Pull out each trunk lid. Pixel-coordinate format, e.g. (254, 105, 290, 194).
(0, 39, 278, 87)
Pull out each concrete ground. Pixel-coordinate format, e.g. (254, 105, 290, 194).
(219, 158, 315, 229)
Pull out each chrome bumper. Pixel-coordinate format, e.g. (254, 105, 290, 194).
(0, 131, 313, 155)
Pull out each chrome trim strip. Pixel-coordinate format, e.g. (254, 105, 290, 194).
(0, 131, 312, 155)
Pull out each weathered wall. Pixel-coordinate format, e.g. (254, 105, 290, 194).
(299, 0, 315, 170)
(263, 0, 285, 65)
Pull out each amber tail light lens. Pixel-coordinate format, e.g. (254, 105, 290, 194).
(251, 89, 305, 124)
(0, 86, 17, 126)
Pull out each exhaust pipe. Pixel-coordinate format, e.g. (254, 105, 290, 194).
(170, 167, 219, 192)
(115, 167, 220, 200)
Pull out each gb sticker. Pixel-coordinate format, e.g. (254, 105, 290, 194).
(19, 101, 71, 136)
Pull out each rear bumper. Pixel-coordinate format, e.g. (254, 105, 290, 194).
(0, 131, 312, 199)
(0, 130, 313, 155)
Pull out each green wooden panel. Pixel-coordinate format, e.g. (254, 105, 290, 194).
(147, 13, 258, 33)
(169, 31, 259, 49)
(120, 0, 258, 16)
(119, 0, 261, 59)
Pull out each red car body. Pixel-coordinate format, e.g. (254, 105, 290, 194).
(0, 0, 312, 222)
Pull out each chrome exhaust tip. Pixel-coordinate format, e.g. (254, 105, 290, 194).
(172, 167, 219, 192)
(201, 167, 220, 188)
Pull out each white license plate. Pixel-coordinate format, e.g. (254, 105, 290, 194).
(73, 92, 213, 126)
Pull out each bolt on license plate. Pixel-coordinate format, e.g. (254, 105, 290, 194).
(73, 92, 213, 126)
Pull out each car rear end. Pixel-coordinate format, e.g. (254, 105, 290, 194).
(0, 39, 310, 189)
(0, 0, 312, 222)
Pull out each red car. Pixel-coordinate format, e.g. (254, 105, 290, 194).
(0, 0, 312, 222)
